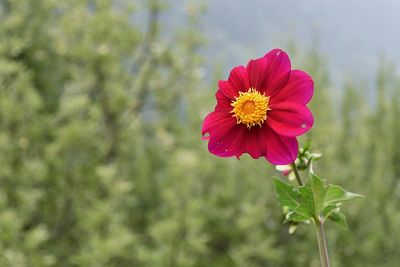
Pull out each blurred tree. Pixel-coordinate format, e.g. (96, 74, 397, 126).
(0, 0, 400, 267)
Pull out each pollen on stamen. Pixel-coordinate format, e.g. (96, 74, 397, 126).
(230, 88, 271, 129)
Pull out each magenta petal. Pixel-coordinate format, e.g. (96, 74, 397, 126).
(240, 127, 268, 159)
(270, 70, 314, 105)
(267, 102, 314, 137)
(202, 111, 243, 157)
(264, 127, 298, 165)
(209, 126, 246, 157)
(208, 125, 245, 158)
(247, 56, 268, 91)
(262, 49, 291, 95)
(264, 49, 286, 62)
(214, 90, 233, 112)
(202, 110, 232, 138)
(219, 65, 249, 99)
(218, 80, 237, 100)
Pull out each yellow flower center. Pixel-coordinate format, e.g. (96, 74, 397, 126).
(231, 88, 271, 128)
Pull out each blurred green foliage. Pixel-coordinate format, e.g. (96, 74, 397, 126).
(0, 0, 399, 266)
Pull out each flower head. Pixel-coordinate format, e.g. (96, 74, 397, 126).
(202, 49, 314, 165)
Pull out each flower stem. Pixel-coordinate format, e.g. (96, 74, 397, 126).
(290, 163, 303, 186)
(290, 162, 331, 267)
(315, 218, 330, 267)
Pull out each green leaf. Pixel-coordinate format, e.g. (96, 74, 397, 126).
(295, 170, 328, 220)
(285, 210, 311, 223)
(309, 172, 328, 215)
(274, 158, 363, 228)
(325, 185, 364, 205)
(273, 178, 299, 210)
(296, 184, 316, 218)
(328, 211, 348, 228)
(322, 205, 339, 219)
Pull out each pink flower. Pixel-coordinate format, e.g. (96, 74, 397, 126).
(202, 49, 314, 165)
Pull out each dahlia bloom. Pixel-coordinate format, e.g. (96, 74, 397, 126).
(202, 49, 314, 165)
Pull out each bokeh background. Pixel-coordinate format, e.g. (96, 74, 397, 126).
(1, 0, 400, 266)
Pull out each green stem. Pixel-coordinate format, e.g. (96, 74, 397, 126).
(290, 163, 303, 186)
(291, 162, 331, 267)
(315, 218, 330, 267)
